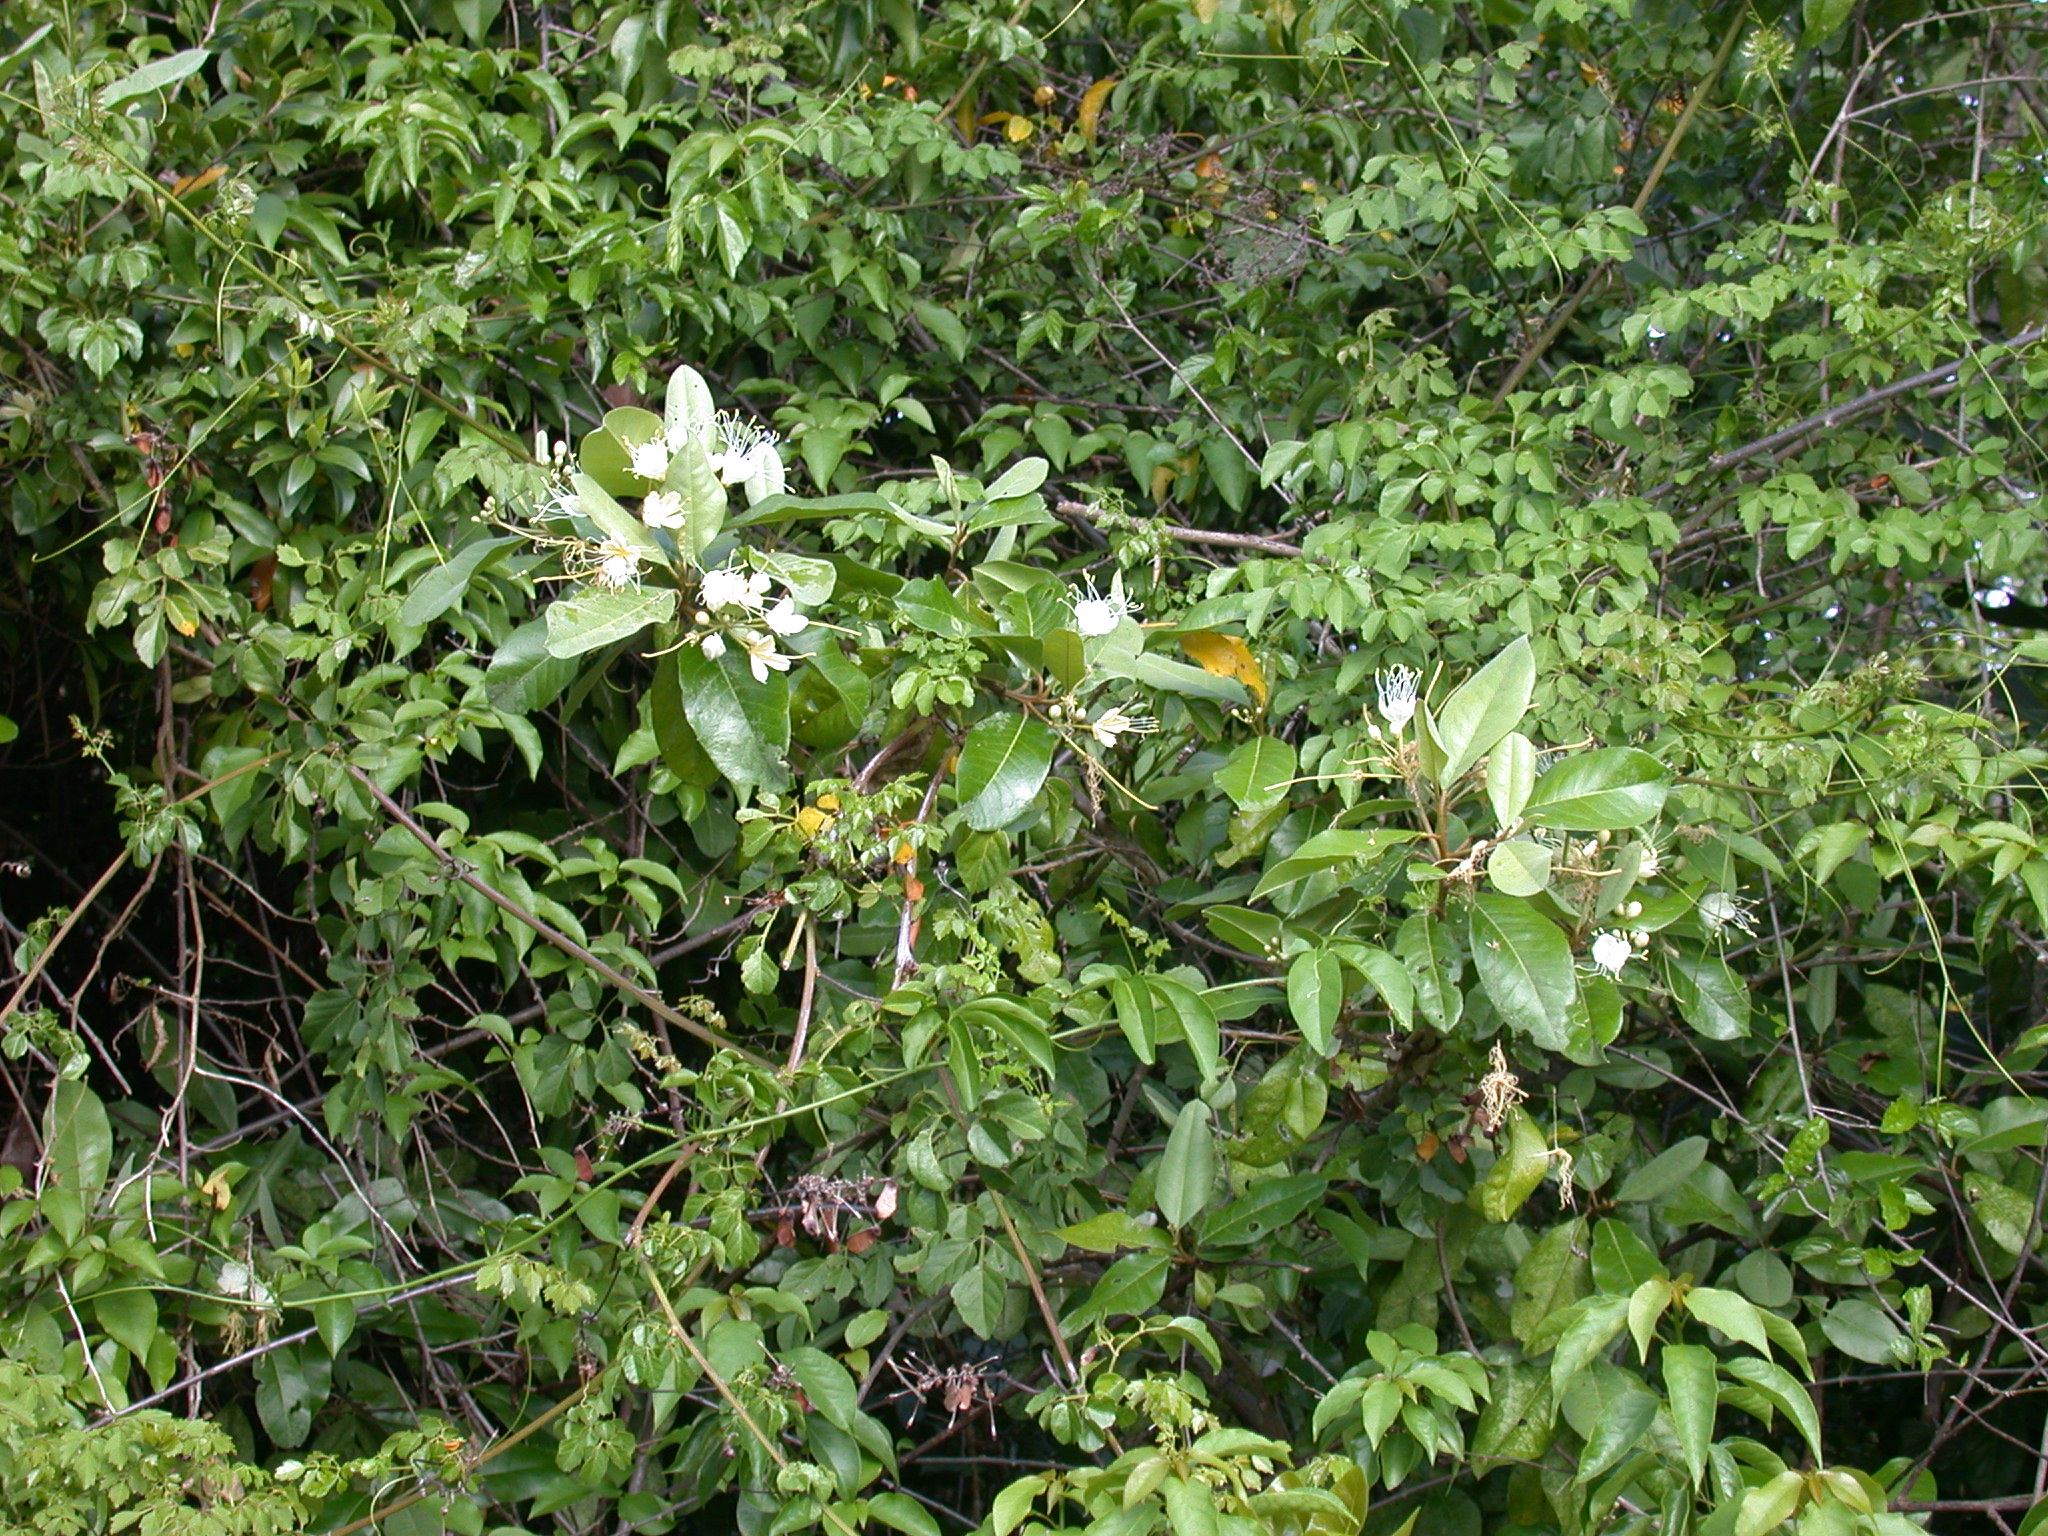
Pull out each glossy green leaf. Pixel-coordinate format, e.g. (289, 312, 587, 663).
(1489, 730, 1539, 826)
(1286, 948, 1343, 1055)
(1486, 839, 1553, 896)
(1662, 1343, 1718, 1485)
(1668, 953, 1751, 1040)
(1474, 1105, 1553, 1223)
(1470, 893, 1576, 1049)
(1524, 748, 1671, 831)
(673, 642, 789, 796)
(542, 584, 677, 659)
(1432, 635, 1534, 785)
(1216, 737, 1296, 810)
(43, 1080, 111, 1199)
(1155, 1100, 1216, 1230)
(955, 713, 1056, 831)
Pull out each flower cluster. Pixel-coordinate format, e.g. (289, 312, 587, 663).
(694, 562, 807, 682)
(627, 411, 785, 501)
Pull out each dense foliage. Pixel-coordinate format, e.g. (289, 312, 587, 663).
(3, 0, 2048, 1533)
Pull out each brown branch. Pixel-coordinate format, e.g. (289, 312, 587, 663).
(1699, 323, 2046, 478)
(1492, 9, 1749, 404)
(345, 764, 773, 1071)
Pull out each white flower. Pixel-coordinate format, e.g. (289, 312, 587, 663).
(595, 539, 640, 588)
(641, 490, 686, 529)
(1589, 929, 1633, 977)
(738, 629, 792, 684)
(627, 438, 670, 481)
(1698, 891, 1758, 937)
(763, 597, 807, 637)
(1072, 573, 1139, 637)
(1089, 705, 1158, 750)
(699, 566, 771, 612)
(1634, 832, 1666, 880)
(1377, 665, 1420, 731)
(699, 631, 727, 661)
(709, 414, 781, 486)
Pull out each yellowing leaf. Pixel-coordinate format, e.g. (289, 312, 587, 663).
(1005, 114, 1033, 143)
(200, 1169, 233, 1210)
(1078, 77, 1118, 145)
(1179, 631, 1268, 708)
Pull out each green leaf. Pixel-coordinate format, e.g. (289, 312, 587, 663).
(1216, 737, 1297, 810)
(1058, 1210, 1172, 1253)
(1489, 731, 1539, 826)
(1396, 912, 1461, 1031)
(399, 536, 517, 627)
(1964, 1173, 2034, 1253)
(102, 47, 210, 108)
(95, 1287, 158, 1362)
(955, 713, 1056, 830)
(897, 578, 980, 636)
(1253, 828, 1420, 900)
(1549, 1294, 1631, 1395)
(1560, 1361, 1658, 1483)
(1473, 1105, 1553, 1222)
(1668, 952, 1751, 1040)
(673, 643, 789, 796)
(910, 299, 970, 364)
(1286, 949, 1343, 1055)
(1737, 1471, 1806, 1536)
(1198, 1174, 1328, 1252)
(1801, 0, 1854, 42)
(651, 654, 720, 788)
(1470, 893, 1576, 1049)
(1514, 1218, 1589, 1343)
(1155, 1100, 1216, 1230)
(868, 1491, 942, 1536)
(313, 1296, 356, 1357)
(1111, 975, 1158, 1063)
(486, 618, 581, 714)
(1080, 1251, 1170, 1321)
(1486, 839, 1553, 896)
(543, 584, 677, 659)
(982, 456, 1049, 501)
(1684, 1286, 1772, 1358)
(1152, 977, 1220, 1082)
(1347, 945, 1415, 1031)
(1719, 1356, 1822, 1459)
(664, 368, 717, 444)
(1819, 1299, 1903, 1365)
(1615, 1137, 1707, 1203)
(1162, 1477, 1221, 1536)
(44, 1080, 111, 1199)
(1626, 1277, 1672, 1362)
(783, 1346, 859, 1432)
(951, 1265, 1008, 1339)
(1661, 1344, 1718, 1485)
(1590, 1219, 1665, 1293)
(990, 1476, 1050, 1536)
(1432, 635, 1534, 785)
(1524, 748, 1671, 831)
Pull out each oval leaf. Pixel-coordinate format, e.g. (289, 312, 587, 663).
(1525, 747, 1671, 831)
(955, 713, 1056, 831)
(1433, 635, 1534, 785)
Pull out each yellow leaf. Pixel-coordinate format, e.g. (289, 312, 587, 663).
(1180, 631, 1268, 708)
(170, 164, 225, 199)
(1077, 76, 1118, 145)
(199, 1169, 233, 1210)
(1005, 114, 1033, 143)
